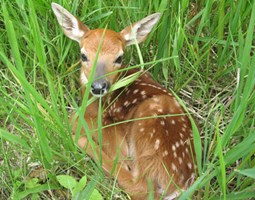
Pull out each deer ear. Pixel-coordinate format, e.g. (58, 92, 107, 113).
(51, 3, 89, 43)
(120, 13, 161, 46)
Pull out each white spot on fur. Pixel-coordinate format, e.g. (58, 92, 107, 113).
(178, 157, 183, 164)
(173, 152, 177, 158)
(162, 150, 168, 157)
(124, 101, 130, 106)
(160, 120, 165, 126)
(132, 99, 138, 104)
(172, 145, 176, 151)
(140, 90, 146, 95)
(171, 163, 177, 171)
(154, 139, 160, 150)
(133, 89, 139, 94)
(171, 120, 176, 125)
(158, 108, 163, 113)
(175, 141, 180, 148)
(140, 128, 145, 132)
(187, 162, 193, 169)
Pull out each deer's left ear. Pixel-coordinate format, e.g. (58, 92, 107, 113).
(51, 3, 89, 43)
(120, 13, 161, 46)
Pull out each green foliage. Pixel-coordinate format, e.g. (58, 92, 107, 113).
(0, 0, 255, 199)
(236, 168, 255, 179)
(56, 174, 103, 200)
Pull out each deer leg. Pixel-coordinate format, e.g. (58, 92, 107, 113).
(76, 135, 159, 200)
(70, 113, 158, 199)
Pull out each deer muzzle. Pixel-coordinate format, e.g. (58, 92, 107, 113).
(90, 62, 110, 97)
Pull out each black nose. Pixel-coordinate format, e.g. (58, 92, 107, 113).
(91, 79, 110, 97)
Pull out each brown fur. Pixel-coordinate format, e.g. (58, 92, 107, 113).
(71, 69, 197, 200)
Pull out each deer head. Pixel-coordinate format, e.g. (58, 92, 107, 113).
(52, 3, 161, 97)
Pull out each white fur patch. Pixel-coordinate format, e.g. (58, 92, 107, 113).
(52, 3, 85, 42)
(81, 47, 87, 54)
(164, 191, 180, 200)
(80, 72, 88, 85)
(121, 13, 161, 46)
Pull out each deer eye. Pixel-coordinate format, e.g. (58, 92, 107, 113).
(81, 53, 88, 62)
(114, 55, 123, 64)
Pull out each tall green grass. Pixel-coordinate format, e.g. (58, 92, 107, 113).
(0, 0, 255, 199)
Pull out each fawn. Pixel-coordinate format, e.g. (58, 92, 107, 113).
(52, 3, 196, 200)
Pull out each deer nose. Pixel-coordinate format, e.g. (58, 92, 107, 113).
(91, 79, 110, 97)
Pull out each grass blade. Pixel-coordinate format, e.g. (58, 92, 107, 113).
(0, 129, 30, 150)
(236, 168, 255, 179)
(2, 1, 24, 75)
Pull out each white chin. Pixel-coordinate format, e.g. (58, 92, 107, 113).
(90, 91, 108, 98)
(80, 72, 88, 85)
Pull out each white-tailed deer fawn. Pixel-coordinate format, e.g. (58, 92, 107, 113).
(52, 3, 197, 200)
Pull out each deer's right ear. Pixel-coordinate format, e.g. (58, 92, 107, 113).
(51, 3, 89, 43)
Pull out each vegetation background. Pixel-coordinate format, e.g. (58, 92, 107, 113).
(0, 0, 255, 199)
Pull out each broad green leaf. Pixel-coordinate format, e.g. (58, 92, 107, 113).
(56, 175, 77, 190)
(90, 189, 103, 200)
(73, 175, 99, 200)
(73, 175, 88, 196)
(25, 178, 40, 189)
